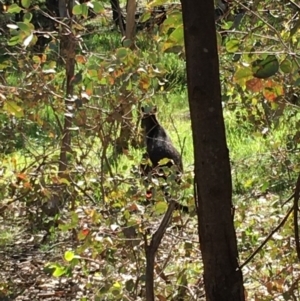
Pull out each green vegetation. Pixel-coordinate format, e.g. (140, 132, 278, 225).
(0, 0, 299, 300)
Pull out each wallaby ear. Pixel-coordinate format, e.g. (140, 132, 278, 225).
(141, 106, 145, 113)
(153, 106, 158, 114)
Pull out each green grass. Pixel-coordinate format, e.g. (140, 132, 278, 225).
(0, 224, 20, 246)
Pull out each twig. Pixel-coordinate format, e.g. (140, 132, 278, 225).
(237, 1, 300, 64)
(69, 176, 97, 205)
(240, 205, 293, 269)
(144, 200, 176, 301)
(170, 115, 186, 163)
(289, 0, 300, 10)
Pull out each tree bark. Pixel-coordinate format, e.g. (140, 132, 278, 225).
(125, 0, 136, 49)
(181, 0, 245, 300)
(110, 0, 125, 35)
(58, 0, 76, 173)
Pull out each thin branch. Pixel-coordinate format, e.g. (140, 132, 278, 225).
(240, 205, 293, 269)
(145, 200, 176, 301)
(237, 1, 300, 65)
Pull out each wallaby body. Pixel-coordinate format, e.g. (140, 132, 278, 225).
(141, 107, 183, 173)
(140, 107, 188, 213)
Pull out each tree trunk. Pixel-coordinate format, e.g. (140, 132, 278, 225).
(58, 0, 76, 173)
(110, 0, 125, 35)
(125, 0, 136, 49)
(181, 0, 245, 300)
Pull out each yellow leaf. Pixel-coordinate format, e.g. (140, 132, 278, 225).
(3, 100, 24, 117)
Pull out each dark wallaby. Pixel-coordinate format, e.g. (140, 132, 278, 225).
(140, 106, 188, 213)
(140, 106, 183, 174)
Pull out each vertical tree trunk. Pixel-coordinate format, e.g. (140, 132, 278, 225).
(181, 0, 245, 300)
(58, 0, 76, 173)
(125, 0, 136, 49)
(110, 0, 125, 35)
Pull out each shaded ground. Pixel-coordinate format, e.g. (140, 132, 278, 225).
(0, 233, 94, 300)
(0, 208, 105, 301)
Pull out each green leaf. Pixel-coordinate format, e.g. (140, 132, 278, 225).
(23, 12, 33, 23)
(140, 11, 151, 23)
(234, 67, 252, 80)
(280, 59, 293, 74)
(169, 25, 184, 45)
(73, 4, 83, 15)
(161, 11, 181, 34)
(252, 55, 279, 79)
(53, 266, 67, 277)
(232, 53, 241, 62)
(81, 3, 89, 18)
(17, 22, 31, 33)
(59, 178, 70, 185)
(221, 21, 233, 30)
(163, 11, 182, 26)
(7, 3, 22, 13)
(87, 68, 98, 79)
(8, 36, 20, 46)
(158, 158, 172, 166)
(91, 1, 104, 13)
(64, 250, 75, 262)
(45, 263, 67, 277)
(148, 0, 168, 7)
(43, 264, 56, 275)
(111, 281, 122, 296)
(233, 67, 253, 87)
(21, 0, 31, 9)
(154, 201, 168, 214)
(3, 101, 24, 117)
(126, 79, 132, 91)
(99, 77, 107, 85)
(122, 39, 132, 48)
(116, 47, 129, 59)
(225, 39, 239, 53)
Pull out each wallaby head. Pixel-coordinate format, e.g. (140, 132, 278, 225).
(141, 106, 159, 133)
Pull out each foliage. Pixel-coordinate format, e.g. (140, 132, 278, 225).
(0, 0, 300, 300)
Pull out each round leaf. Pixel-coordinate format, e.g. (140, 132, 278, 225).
(225, 39, 239, 53)
(116, 47, 129, 59)
(23, 12, 33, 23)
(154, 201, 168, 214)
(91, 1, 104, 13)
(233, 67, 252, 85)
(64, 250, 75, 262)
(17, 22, 31, 33)
(21, 0, 31, 9)
(280, 59, 293, 74)
(7, 3, 22, 13)
(252, 55, 279, 79)
(73, 4, 83, 15)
